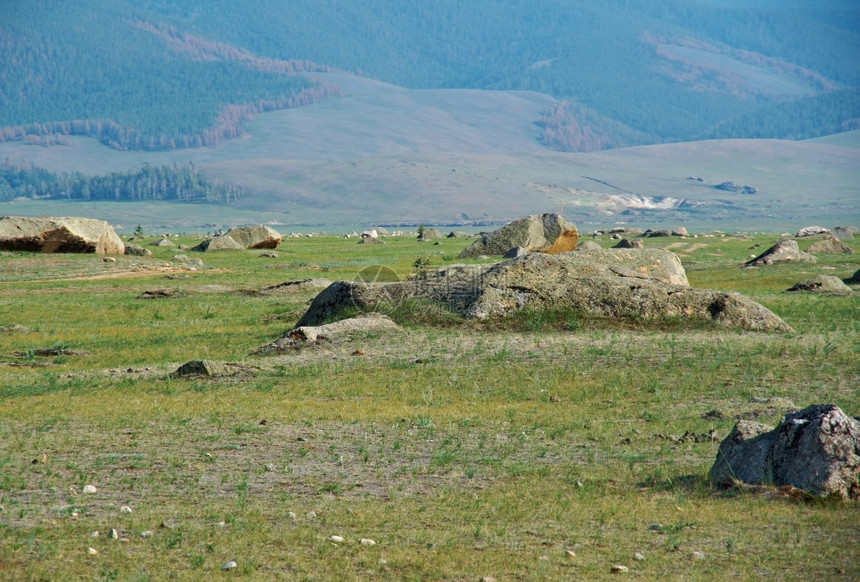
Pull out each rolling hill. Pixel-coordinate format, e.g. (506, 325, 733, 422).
(0, 1, 858, 230)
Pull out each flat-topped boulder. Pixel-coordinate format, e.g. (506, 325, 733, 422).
(226, 224, 282, 249)
(296, 249, 791, 333)
(459, 213, 578, 258)
(0, 216, 124, 254)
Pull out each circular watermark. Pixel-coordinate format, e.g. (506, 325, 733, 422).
(351, 265, 402, 314)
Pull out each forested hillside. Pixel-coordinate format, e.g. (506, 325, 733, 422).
(1, 0, 858, 152)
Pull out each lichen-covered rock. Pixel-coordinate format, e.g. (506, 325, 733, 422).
(0, 216, 124, 254)
(745, 239, 816, 267)
(124, 243, 152, 257)
(226, 225, 282, 249)
(191, 235, 244, 252)
(458, 214, 577, 257)
(709, 404, 860, 499)
(296, 250, 792, 333)
(786, 275, 853, 295)
(805, 236, 854, 255)
(256, 313, 398, 354)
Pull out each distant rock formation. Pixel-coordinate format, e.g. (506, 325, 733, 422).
(786, 275, 853, 295)
(805, 236, 853, 255)
(226, 224, 282, 249)
(745, 239, 816, 267)
(458, 213, 578, 258)
(0, 216, 124, 254)
(715, 181, 756, 194)
(191, 235, 244, 252)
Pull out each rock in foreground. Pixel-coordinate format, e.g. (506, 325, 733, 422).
(0, 216, 124, 254)
(709, 404, 860, 500)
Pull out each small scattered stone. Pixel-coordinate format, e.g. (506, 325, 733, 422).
(87, 547, 98, 555)
(307, 511, 317, 519)
(91, 531, 99, 538)
(648, 523, 663, 532)
(264, 463, 275, 472)
(378, 558, 387, 565)
(288, 511, 297, 519)
(120, 505, 133, 513)
(83, 485, 98, 494)
(481, 577, 497, 582)
(566, 550, 576, 557)
(221, 560, 237, 570)
(103, 257, 116, 262)
(611, 564, 629, 573)
(329, 535, 345, 543)
(692, 551, 706, 560)
(633, 552, 645, 561)
(109, 529, 118, 539)
(141, 530, 153, 538)
(360, 538, 376, 546)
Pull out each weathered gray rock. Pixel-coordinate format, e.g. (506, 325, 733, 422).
(0, 216, 124, 254)
(709, 404, 860, 499)
(124, 243, 152, 257)
(805, 236, 854, 255)
(643, 229, 672, 238)
(786, 275, 853, 295)
(795, 226, 831, 237)
(716, 181, 756, 194)
(745, 239, 816, 267)
(256, 314, 399, 354)
(446, 231, 472, 239)
(191, 235, 244, 252)
(296, 250, 792, 332)
(226, 225, 282, 249)
(170, 360, 228, 378)
(503, 246, 529, 258)
(672, 227, 689, 237)
(576, 241, 602, 252)
(458, 214, 578, 258)
(418, 228, 442, 241)
(613, 238, 643, 249)
(151, 237, 175, 247)
(358, 236, 384, 245)
(832, 226, 855, 240)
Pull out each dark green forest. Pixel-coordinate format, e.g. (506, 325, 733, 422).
(0, 160, 243, 204)
(1, 0, 858, 152)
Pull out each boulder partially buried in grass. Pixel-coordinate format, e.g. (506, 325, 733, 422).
(225, 225, 282, 249)
(295, 249, 791, 333)
(709, 404, 860, 500)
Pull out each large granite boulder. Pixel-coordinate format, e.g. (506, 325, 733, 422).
(0, 216, 124, 254)
(459, 214, 578, 258)
(709, 404, 860, 499)
(296, 250, 791, 333)
(745, 239, 816, 267)
(226, 225, 282, 249)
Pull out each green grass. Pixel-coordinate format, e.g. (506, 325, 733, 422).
(0, 231, 858, 580)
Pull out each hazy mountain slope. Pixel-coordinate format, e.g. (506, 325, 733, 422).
(2, 0, 858, 150)
(1, 79, 856, 230)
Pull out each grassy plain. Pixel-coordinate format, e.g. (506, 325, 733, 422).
(0, 231, 858, 580)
